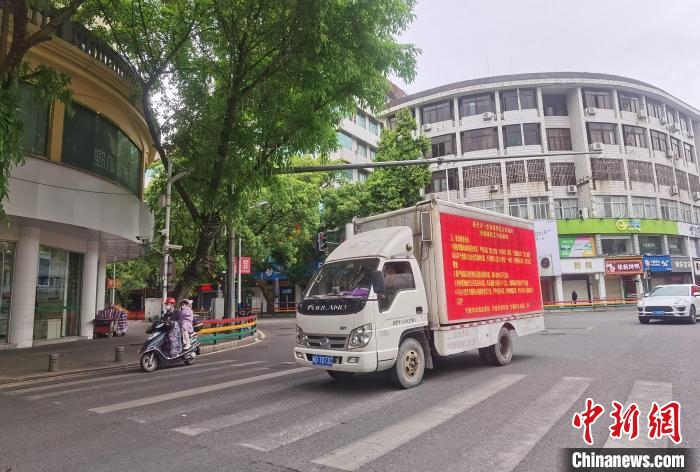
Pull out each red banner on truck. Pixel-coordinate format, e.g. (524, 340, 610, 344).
(440, 212, 543, 321)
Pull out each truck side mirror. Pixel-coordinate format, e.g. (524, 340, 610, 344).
(371, 270, 385, 294)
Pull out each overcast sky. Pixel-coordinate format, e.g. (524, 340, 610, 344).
(393, 0, 700, 107)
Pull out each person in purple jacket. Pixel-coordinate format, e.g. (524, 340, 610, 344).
(179, 299, 195, 349)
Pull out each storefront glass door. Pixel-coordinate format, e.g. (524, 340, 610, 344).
(0, 242, 16, 344)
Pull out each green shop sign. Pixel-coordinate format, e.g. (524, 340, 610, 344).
(557, 219, 678, 235)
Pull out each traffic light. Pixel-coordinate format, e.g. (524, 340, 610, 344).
(317, 232, 327, 251)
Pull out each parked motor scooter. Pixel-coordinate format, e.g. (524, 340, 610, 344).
(139, 316, 202, 372)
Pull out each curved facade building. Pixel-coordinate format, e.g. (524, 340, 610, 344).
(383, 72, 700, 303)
(1, 15, 154, 348)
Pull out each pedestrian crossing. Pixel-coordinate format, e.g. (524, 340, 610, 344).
(1, 361, 680, 472)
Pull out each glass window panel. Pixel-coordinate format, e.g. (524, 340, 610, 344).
(523, 123, 540, 145)
(0, 242, 15, 343)
(463, 163, 501, 188)
(622, 125, 647, 148)
(583, 89, 612, 109)
(500, 90, 519, 112)
(527, 159, 546, 182)
(554, 198, 579, 219)
(551, 162, 576, 186)
(506, 161, 526, 184)
(619, 92, 640, 113)
(587, 123, 617, 145)
(530, 196, 549, 219)
(519, 89, 537, 109)
(460, 94, 494, 117)
(503, 124, 522, 148)
(422, 101, 452, 124)
(543, 94, 568, 116)
(461, 127, 498, 152)
(508, 197, 529, 219)
(429, 134, 455, 158)
(547, 128, 572, 151)
(19, 85, 50, 156)
(337, 132, 353, 149)
(468, 199, 504, 214)
(34, 247, 82, 340)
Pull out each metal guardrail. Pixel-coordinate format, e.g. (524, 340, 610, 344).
(196, 315, 257, 344)
(544, 298, 639, 311)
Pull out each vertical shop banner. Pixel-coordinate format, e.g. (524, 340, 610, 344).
(559, 236, 596, 257)
(534, 220, 561, 276)
(440, 213, 543, 321)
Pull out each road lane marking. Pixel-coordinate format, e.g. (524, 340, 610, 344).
(4, 359, 250, 395)
(604, 380, 672, 449)
(310, 374, 525, 471)
(26, 363, 268, 400)
(240, 390, 407, 452)
(173, 397, 312, 436)
(90, 367, 313, 414)
(446, 376, 592, 472)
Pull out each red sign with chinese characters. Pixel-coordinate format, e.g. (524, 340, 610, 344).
(234, 257, 252, 275)
(440, 212, 543, 321)
(605, 258, 643, 275)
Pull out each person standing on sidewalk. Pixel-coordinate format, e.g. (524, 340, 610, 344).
(571, 290, 578, 304)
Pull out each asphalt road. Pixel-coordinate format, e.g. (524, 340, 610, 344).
(1, 310, 698, 472)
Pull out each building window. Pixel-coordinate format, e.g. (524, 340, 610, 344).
(20, 85, 50, 156)
(675, 169, 688, 191)
(368, 119, 380, 136)
(595, 195, 627, 218)
(601, 237, 631, 256)
(530, 197, 549, 219)
(463, 163, 501, 188)
(587, 123, 617, 145)
(337, 132, 353, 149)
(554, 198, 578, 219)
(583, 89, 612, 109)
(422, 101, 452, 125)
(670, 137, 681, 158)
(506, 161, 526, 184)
(427, 169, 458, 194)
(543, 94, 568, 116)
(461, 127, 498, 152)
(646, 99, 663, 120)
(689, 174, 700, 193)
(523, 123, 541, 145)
(357, 143, 368, 158)
(639, 236, 663, 255)
(618, 92, 641, 113)
(591, 158, 625, 181)
(509, 197, 529, 219)
(369, 148, 377, 161)
(354, 113, 366, 129)
(655, 164, 675, 187)
(622, 125, 647, 148)
(547, 128, 572, 151)
(680, 202, 693, 223)
(429, 134, 456, 158)
(468, 199, 504, 214)
(551, 162, 576, 186)
(527, 159, 546, 182)
(666, 107, 677, 127)
(62, 102, 143, 195)
(387, 115, 397, 129)
(358, 170, 369, 183)
(679, 113, 689, 133)
(500, 90, 519, 112)
(660, 199, 679, 220)
(627, 160, 654, 184)
(503, 125, 522, 147)
(684, 143, 695, 163)
(340, 169, 354, 181)
(460, 93, 494, 117)
(667, 236, 685, 255)
(519, 89, 537, 109)
(631, 197, 657, 219)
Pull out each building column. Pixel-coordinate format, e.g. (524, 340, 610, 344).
(554, 275, 564, 302)
(95, 255, 107, 314)
(8, 225, 40, 348)
(597, 273, 607, 302)
(80, 238, 99, 338)
(635, 275, 644, 299)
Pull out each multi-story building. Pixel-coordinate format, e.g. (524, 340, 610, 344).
(382, 72, 700, 303)
(1, 14, 154, 348)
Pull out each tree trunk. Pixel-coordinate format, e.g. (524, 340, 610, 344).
(173, 212, 221, 300)
(257, 280, 276, 314)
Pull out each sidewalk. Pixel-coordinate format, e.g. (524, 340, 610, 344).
(0, 322, 150, 384)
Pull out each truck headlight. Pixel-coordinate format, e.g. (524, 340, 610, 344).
(348, 323, 372, 348)
(296, 326, 308, 346)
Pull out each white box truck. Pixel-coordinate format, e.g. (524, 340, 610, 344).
(293, 199, 545, 388)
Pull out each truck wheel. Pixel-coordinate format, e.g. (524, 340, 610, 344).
(486, 327, 513, 366)
(478, 347, 495, 365)
(390, 337, 425, 389)
(327, 370, 354, 381)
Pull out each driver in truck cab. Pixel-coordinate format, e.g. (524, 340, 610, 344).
(383, 262, 415, 297)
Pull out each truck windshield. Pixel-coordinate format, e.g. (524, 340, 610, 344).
(305, 258, 379, 299)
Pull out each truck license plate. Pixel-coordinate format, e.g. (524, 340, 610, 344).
(652, 310, 665, 315)
(312, 355, 334, 366)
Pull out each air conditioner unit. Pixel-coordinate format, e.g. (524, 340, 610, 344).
(590, 142, 604, 152)
(578, 208, 589, 219)
(693, 192, 700, 201)
(637, 109, 648, 120)
(421, 124, 432, 132)
(665, 149, 674, 158)
(566, 185, 578, 194)
(482, 112, 494, 121)
(585, 107, 596, 116)
(488, 184, 500, 193)
(670, 185, 679, 195)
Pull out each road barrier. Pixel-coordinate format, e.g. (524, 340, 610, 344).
(544, 297, 638, 311)
(196, 315, 257, 344)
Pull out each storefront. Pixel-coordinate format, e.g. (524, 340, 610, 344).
(605, 258, 643, 299)
(560, 258, 605, 302)
(0, 241, 15, 345)
(534, 221, 561, 303)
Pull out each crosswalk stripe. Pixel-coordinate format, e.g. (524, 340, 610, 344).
(310, 374, 525, 472)
(4, 359, 248, 395)
(445, 376, 592, 472)
(604, 381, 672, 449)
(89, 367, 313, 414)
(128, 375, 321, 424)
(240, 389, 407, 452)
(173, 397, 312, 436)
(25, 363, 268, 400)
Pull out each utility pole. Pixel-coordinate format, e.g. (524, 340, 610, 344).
(225, 227, 235, 318)
(160, 161, 187, 312)
(238, 236, 242, 312)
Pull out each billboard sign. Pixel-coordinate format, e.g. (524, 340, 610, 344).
(560, 258, 604, 274)
(534, 220, 561, 276)
(671, 257, 692, 273)
(642, 256, 672, 273)
(559, 236, 596, 258)
(605, 258, 643, 275)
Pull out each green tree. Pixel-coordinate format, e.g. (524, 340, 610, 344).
(94, 0, 419, 300)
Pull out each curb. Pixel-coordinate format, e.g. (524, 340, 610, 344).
(0, 331, 265, 386)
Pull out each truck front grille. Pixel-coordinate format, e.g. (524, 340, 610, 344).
(306, 334, 347, 349)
